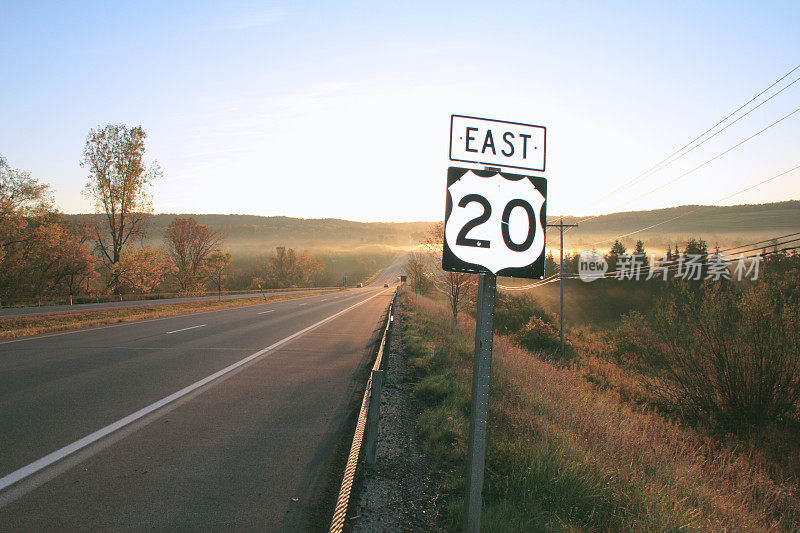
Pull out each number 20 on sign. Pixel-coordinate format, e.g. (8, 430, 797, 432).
(442, 167, 547, 279)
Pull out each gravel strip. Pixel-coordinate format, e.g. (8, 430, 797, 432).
(351, 300, 442, 532)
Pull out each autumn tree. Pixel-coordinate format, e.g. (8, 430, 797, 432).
(115, 245, 173, 294)
(404, 251, 431, 294)
(264, 246, 325, 288)
(0, 156, 94, 301)
(36, 223, 94, 297)
(298, 250, 326, 287)
(81, 124, 160, 290)
(265, 246, 298, 288)
(164, 217, 222, 293)
(61, 218, 98, 296)
(420, 221, 476, 324)
(0, 155, 52, 255)
(206, 249, 232, 300)
(5, 222, 94, 299)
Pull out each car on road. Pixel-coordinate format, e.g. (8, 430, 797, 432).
(384, 283, 389, 287)
(356, 282, 363, 288)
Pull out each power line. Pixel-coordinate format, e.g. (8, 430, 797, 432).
(498, 276, 562, 291)
(613, 75, 800, 193)
(567, 234, 798, 280)
(585, 163, 800, 247)
(715, 236, 800, 257)
(504, 67, 800, 291)
(497, 274, 559, 291)
(614, 105, 800, 209)
(578, 105, 797, 227)
(718, 231, 800, 253)
(572, 64, 800, 219)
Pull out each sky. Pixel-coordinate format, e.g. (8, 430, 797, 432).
(1, 1, 799, 222)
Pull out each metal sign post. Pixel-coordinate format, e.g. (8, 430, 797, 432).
(463, 272, 496, 532)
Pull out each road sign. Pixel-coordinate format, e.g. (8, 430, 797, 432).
(450, 115, 546, 172)
(442, 167, 547, 279)
(449, 115, 549, 532)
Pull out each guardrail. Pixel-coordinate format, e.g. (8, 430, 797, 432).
(329, 288, 397, 533)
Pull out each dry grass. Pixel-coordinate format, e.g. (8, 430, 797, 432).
(571, 315, 800, 488)
(403, 291, 800, 531)
(0, 289, 342, 340)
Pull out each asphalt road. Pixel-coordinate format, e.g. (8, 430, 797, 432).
(0, 256, 405, 531)
(0, 288, 340, 319)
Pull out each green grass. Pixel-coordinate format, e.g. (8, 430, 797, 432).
(400, 290, 800, 532)
(403, 299, 639, 530)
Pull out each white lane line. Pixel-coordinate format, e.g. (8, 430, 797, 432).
(258, 310, 274, 315)
(0, 290, 385, 494)
(298, 303, 307, 306)
(320, 299, 327, 302)
(165, 324, 206, 335)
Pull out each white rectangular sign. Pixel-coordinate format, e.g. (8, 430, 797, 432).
(449, 115, 546, 172)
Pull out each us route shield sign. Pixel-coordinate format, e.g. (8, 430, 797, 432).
(442, 167, 547, 279)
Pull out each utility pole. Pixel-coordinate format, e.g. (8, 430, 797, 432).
(546, 218, 578, 354)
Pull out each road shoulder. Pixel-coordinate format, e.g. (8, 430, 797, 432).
(351, 298, 442, 532)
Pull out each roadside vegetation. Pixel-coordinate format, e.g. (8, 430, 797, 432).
(402, 231, 800, 531)
(1, 131, 398, 309)
(0, 289, 343, 340)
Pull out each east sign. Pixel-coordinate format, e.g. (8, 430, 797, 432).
(449, 115, 546, 172)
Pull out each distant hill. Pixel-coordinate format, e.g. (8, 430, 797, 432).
(65, 200, 800, 256)
(64, 214, 432, 256)
(549, 200, 800, 251)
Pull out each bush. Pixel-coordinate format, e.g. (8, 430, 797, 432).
(514, 315, 570, 356)
(492, 292, 573, 359)
(609, 310, 662, 370)
(654, 280, 800, 431)
(493, 292, 554, 336)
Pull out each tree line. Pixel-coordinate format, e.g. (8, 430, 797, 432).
(0, 124, 367, 305)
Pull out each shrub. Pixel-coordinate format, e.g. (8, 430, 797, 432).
(493, 292, 554, 336)
(513, 315, 570, 357)
(654, 280, 800, 432)
(491, 292, 574, 359)
(608, 310, 662, 370)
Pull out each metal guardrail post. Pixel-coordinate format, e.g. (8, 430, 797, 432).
(364, 369, 384, 466)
